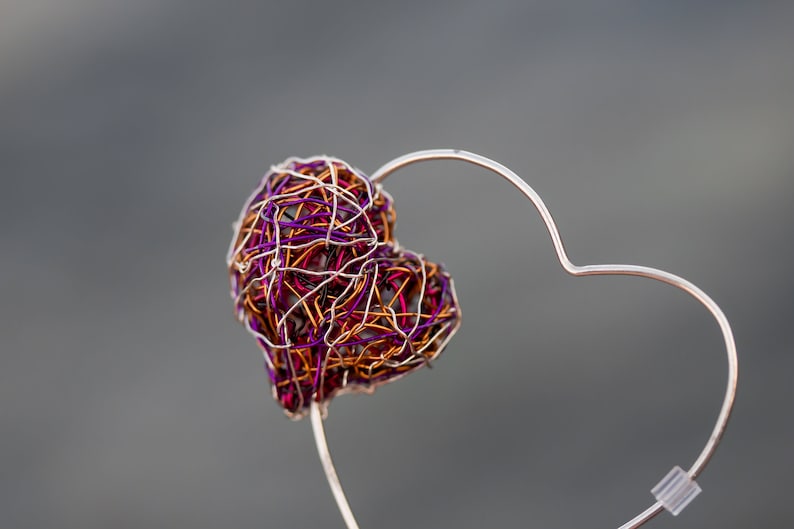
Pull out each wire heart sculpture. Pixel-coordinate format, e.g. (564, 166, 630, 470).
(228, 149, 738, 529)
(227, 157, 461, 418)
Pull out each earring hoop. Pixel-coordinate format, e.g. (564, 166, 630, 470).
(229, 149, 739, 529)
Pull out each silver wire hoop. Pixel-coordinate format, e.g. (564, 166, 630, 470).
(310, 149, 739, 529)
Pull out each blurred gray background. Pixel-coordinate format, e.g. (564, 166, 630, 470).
(2, 1, 793, 528)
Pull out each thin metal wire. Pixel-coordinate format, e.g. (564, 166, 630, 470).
(311, 402, 361, 529)
(311, 149, 739, 529)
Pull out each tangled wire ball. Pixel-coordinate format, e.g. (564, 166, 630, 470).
(227, 157, 461, 418)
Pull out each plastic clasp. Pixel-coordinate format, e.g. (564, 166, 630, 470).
(651, 466, 702, 516)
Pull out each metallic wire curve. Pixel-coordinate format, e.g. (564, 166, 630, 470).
(311, 149, 739, 529)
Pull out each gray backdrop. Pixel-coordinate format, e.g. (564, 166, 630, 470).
(2, 1, 793, 528)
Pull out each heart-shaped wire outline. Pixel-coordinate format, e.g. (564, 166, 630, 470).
(309, 149, 738, 529)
